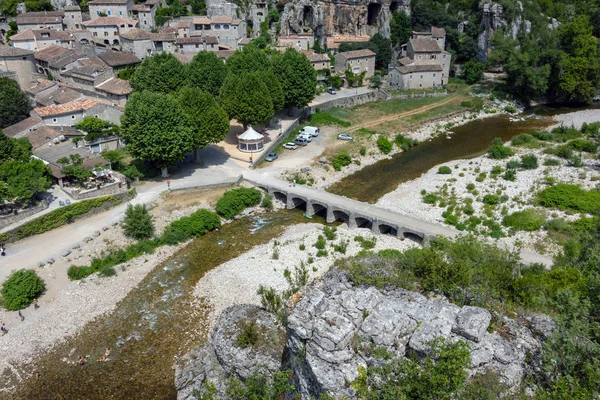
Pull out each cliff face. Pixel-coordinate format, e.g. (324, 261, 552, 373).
(478, 0, 531, 62)
(279, 0, 410, 39)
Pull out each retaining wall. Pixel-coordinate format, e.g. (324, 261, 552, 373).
(0, 200, 49, 229)
(169, 175, 244, 193)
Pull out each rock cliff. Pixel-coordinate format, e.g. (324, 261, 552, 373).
(175, 269, 552, 399)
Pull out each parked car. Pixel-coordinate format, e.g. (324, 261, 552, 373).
(299, 126, 320, 137)
(298, 133, 312, 142)
(265, 152, 278, 162)
(283, 142, 297, 150)
(294, 137, 309, 146)
(327, 87, 337, 95)
(337, 133, 354, 141)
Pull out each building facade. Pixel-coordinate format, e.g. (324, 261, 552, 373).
(89, 0, 134, 19)
(334, 49, 376, 79)
(0, 45, 36, 88)
(16, 11, 65, 31)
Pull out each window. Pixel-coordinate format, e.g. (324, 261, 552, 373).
(144, 20, 147, 25)
(104, 31, 109, 36)
(431, 55, 436, 60)
(443, 55, 446, 60)
(433, 73, 436, 77)
(420, 75, 423, 79)
(119, 11, 123, 15)
(107, 10, 111, 15)
(71, 115, 75, 119)
(179, 44, 183, 49)
(442, 63, 445, 68)
(71, 15, 74, 19)
(93, 32, 98, 37)
(225, 36, 228, 40)
(409, 74, 412, 79)
(418, 55, 422, 60)
(53, 118, 57, 123)
(114, 31, 118, 36)
(96, 11, 100, 15)
(195, 43, 199, 48)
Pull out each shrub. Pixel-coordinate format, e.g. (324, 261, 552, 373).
(334, 240, 348, 254)
(314, 235, 326, 250)
(460, 101, 473, 108)
(323, 226, 337, 240)
(490, 165, 503, 177)
(476, 172, 487, 182)
(503, 169, 517, 181)
(122, 204, 155, 240)
(309, 112, 351, 127)
(316, 249, 328, 257)
(0, 269, 45, 311)
(466, 183, 475, 191)
(332, 152, 352, 171)
(354, 235, 377, 249)
(487, 138, 514, 159)
(236, 320, 259, 348)
(537, 184, 600, 213)
(395, 134, 418, 151)
(423, 193, 440, 204)
(261, 194, 273, 209)
(520, 154, 538, 170)
(359, 146, 366, 156)
(554, 145, 573, 159)
(511, 134, 535, 146)
(377, 136, 393, 154)
(162, 209, 221, 244)
(299, 243, 306, 251)
(502, 209, 545, 231)
(215, 188, 262, 219)
(504, 105, 517, 113)
(438, 166, 452, 174)
(544, 158, 561, 166)
(357, 128, 377, 135)
(506, 160, 520, 169)
(482, 194, 500, 205)
(569, 156, 583, 167)
(568, 139, 598, 153)
(99, 266, 117, 277)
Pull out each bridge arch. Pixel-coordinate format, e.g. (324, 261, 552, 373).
(355, 216, 373, 230)
(332, 210, 350, 225)
(308, 201, 328, 219)
(378, 223, 398, 236)
(271, 190, 287, 205)
(403, 231, 424, 243)
(289, 196, 308, 210)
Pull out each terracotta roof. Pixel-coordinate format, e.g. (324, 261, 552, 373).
(176, 22, 190, 28)
(62, 64, 108, 79)
(64, 5, 81, 11)
(95, 77, 132, 95)
(210, 16, 242, 25)
(49, 49, 86, 69)
(119, 28, 151, 41)
(337, 49, 376, 60)
(98, 50, 140, 66)
(394, 64, 443, 74)
(23, 125, 66, 149)
(2, 117, 42, 138)
(16, 11, 64, 25)
(10, 29, 74, 42)
(26, 79, 58, 95)
(409, 38, 441, 52)
(431, 27, 446, 38)
(89, 0, 129, 4)
(238, 38, 252, 45)
(151, 32, 176, 41)
(162, 27, 177, 34)
(34, 98, 103, 117)
(83, 17, 137, 27)
(176, 36, 217, 44)
(326, 35, 370, 49)
(302, 50, 330, 63)
(0, 44, 34, 57)
(34, 45, 68, 62)
(214, 50, 234, 60)
(132, 4, 153, 11)
(193, 17, 211, 25)
(37, 87, 83, 106)
(398, 57, 414, 65)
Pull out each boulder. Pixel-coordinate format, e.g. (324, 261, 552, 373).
(37, 262, 45, 268)
(93, 230, 101, 237)
(83, 237, 92, 243)
(102, 226, 110, 231)
(72, 244, 81, 250)
(61, 250, 71, 257)
(452, 306, 492, 342)
(46, 258, 55, 264)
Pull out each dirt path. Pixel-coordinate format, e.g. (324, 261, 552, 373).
(347, 95, 458, 133)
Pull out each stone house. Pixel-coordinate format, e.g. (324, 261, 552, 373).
(302, 50, 331, 86)
(277, 35, 314, 51)
(0, 45, 36, 88)
(2, 116, 43, 139)
(89, 0, 134, 19)
(151, 32, 177, 54)
(191, 16, 246, 50)
(326, 35, 370, 54)
(34, 45, 87, 80)
(131, 0, 158, 31)
(10, 29, 75, 51)
(388, 64, 444, 90)
(63, 5, 84, 30)
(62, 64, 113, 90)
(175, 36, 219, 54)
(334, 49, 376, 79)
(95, 77, 131, 104)
(32, 98, 122, 126)
(35, 86, 84, 107)
(119, 28, 154, 59)
(249, 1, 267, 37)
(83, 16, 138, 46)
(25, 79, 59, 101)
(97, 50, 141, 70)
(411, 27, 446, 52)
(16, 11, 65, 32)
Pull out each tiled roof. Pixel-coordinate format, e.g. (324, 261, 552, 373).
(98, 50, 141, 66)
(2, 117, 42, 138)
(394, 64, 443, 74)
(431, 27, 446, 38)
(398, 57, 414, 65)
(193, 17, 211, 25)
(89, 0, 129, 4)
(119, 28, 151, 41)
(83, 17, 137, 27)
(16, 11, 64, 25)
(132, 3, 154, 11)
(238, 38, 252, 45)
(176, 36, 218, 44)
(151, 32, 176, 41)
(409, 38, 441, 52)
(49, 49, 86, 69)
(10, 29, 74, 42)
(338, 49, 376, 60)
(34, 98, 103, 117)
(210, 16, 242, 25)
(23, 125, 66, 149)
(62, 64, 108, 79)
(302, 50, 330, 63)
(64, 5, 82, 11)
(0, 44, 34, 57)
(214, 50, 234, 60)
(95, 78, 132, 95)
(26, 79, 58, 95)
(34, 44, 68, 62)
(171, 53, 193, 63)
(326, 35, 370, 49)
(37, 87, 83, 106)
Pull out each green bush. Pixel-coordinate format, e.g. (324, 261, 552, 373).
(475, 172, 487, 182)
(537, 184, 600, 213)
(215, 188, 262, 219)
(261, 194, 273, 209)
(438, 166, 452, 174)
(506, 160, 520, 169)
(520, 154, 538, 170)
(309, 112, 351, 127)
(569, 156, 583, 167)
(544, 158, 562, 166)
(423, 192, 440, 204)
(554, 145, 574, 159)
(235, 320, 259, 348)
(332, 152, 352, 171)
(504, 105, 517, 113)
(511, 133, 535, 146)
(532, 130, 554, 141)
(323, 226, 337, 240)
(314, 235, 326, 250)
(503, 169, 517, 181)
(460, 101, 473, 108)
(466, 183, 475, 190)
(490, 165, 503, 177)
(354, 235, 376, 250)
(482, 194, 500, 205)
(568, 139, 598, 153)
(377, 136, 393, 154)
(502, 209, 545, 231)
(122, 204, 155, 240)
(99, 266, 117, 277)
(395, 134, 418, 151)
(162, 209, 221, 244)
(0, 269, 45, 311)
(359, 146, 366, 156)
(487, 138, 514, 159)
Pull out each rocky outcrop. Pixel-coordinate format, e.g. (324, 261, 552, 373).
(279, 0, 410, 40)
(286, 269, 546, 399)
(175, 304, 286, 400)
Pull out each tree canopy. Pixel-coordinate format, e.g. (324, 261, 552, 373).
(0, 77, 32, 129)
(226, 46, 272, 75)
(188, 51, 229, 97)
(130, 53, 187, 94)
(121, 91, 195, 168)
(390, 10, 412, 47)
(220, 73, 274, 129)
(271, 48, 317, 111)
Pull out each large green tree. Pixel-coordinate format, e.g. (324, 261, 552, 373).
(188, 51, 229, 97)
(130, 53, 186, 94)
(121, 91, 195, 172)
(259, 70, 285, 113)
(175, 87, 230, 149)
(219, 73, 274, 129)
(271, 48, 317, 113)
(226, 46, 272, 75)
(0, 159, 51, 206)
(0, 78, 32, 129)
(390, 10, 412, 47)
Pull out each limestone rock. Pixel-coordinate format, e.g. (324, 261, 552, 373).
(61, 250, 71, 257)
(46, 258, 55, 264)
(452, 305, 491, 342)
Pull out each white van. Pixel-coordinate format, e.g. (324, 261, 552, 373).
(299, 126, 320, 137)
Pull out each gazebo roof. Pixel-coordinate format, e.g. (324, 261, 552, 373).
(238, 126, 263, 141)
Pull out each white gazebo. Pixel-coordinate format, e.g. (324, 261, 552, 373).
(237, 126, 265, 153)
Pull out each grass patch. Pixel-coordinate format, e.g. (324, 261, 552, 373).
(502, 209, 545, 231)
(537, 184, 600, 213)
(310, 111, 351, 127)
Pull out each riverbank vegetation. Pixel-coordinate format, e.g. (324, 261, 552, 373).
(0, 269, 45, 311)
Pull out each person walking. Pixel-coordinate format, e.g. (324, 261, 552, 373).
(18, 311, 24, 321)
(34, 300, 39, 310)
(1, 324, 7, 335)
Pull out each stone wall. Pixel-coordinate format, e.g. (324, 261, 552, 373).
(0, 200, 49, 229)
(63, 180, 128, 201)
(170, 175, 243, 193)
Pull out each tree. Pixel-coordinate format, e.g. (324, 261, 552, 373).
(370, 33, 393, 70)
(456, 35, 479, 62)
(219, 73, 274, 129)
(259, 70, 285, 112)
(130, 53, 186, 94)
(1, 269, 45, 311)
(390, 10, 412, 47)
(370, 74, 383, 88)
(122, 204, 155, 240)
(75, 116, 115, 135)
(121, 91, 195, 171)
(101, 150, 126, 170)
(175, 87, 230, 149)
(226, 46, 272, 75)
(0, 78, 32, 129)
(59, 154, 93, 182)
(0, 159, 51, 206)
(461, 61, 485, 84)
(188, 51, 229, 96)
(271, 48, 317, 113)
(189, 0, 206, 14)
(0, 134, 32, 163)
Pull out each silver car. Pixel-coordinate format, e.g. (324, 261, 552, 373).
(265, 152, 278, 162)
(337, 133, 353, 141)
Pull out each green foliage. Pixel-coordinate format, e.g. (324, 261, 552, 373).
(511, 133, 536, 146)
(75, 116, 118, 139)
(272, 48, 317, 110)
(121, 91, 195, 169)
(101, 150, 126, 170)
(0, 77, 32, 129)
(503, 169, 517, 181)
(354, 235, 377, 250)
(309, 112, 351, 127)
(390, 10, 412, 47)
(219, 72, 274, 128)
(226, 46, 271, 76)
(162, 208, 221, 245)
(339, 33, 392, 70)
(122, 204, 155, 240)
(187, 51, 229, 96)
(482, 194, 500, 205)
(359, 146, 367, 156)
(502, 209, 545, 231)
(323, 226, 337, 240)
(394, 134, 418, 151)
(537, 184, 600, 213)
(116, 67, 135, 81)
(261, 194, 273, 210)
(130, 53, 186, 94)
(377, 136, 393, 154)
(438, 166, 452, 174)
(461, 61, 485, 84)
(314, 235, 326, 250)
(504, 105, 517, 113)
(235, 320, 259, 348)
(215, 188, 262, 219)
(487, 138, 514, 159)
(332, 152, 352, 171)
(520, 154, 539, 169)
(224, 370, 295, 400)
(0, 269, 45, 311)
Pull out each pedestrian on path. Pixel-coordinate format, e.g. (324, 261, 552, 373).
(1, 324, 7, 335)
(167, 180, 171, 191)
(34, 300, 39, 310)
(18, 311, 24, 321)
